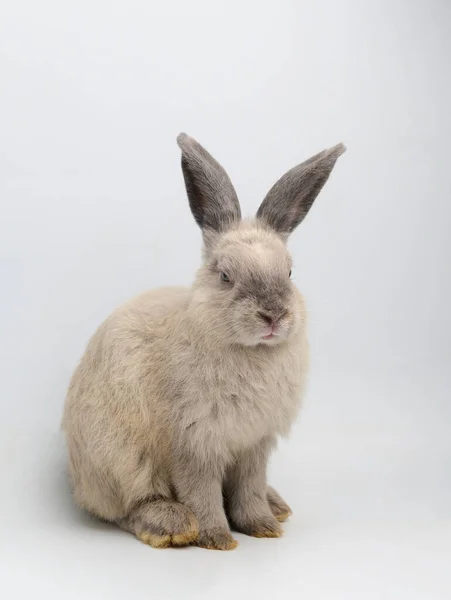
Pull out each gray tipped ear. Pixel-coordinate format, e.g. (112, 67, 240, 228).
(177, 133, 241, 235)
(256, 143, 346, 237)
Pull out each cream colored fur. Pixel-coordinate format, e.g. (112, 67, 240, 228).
(63, 134, 345, 550)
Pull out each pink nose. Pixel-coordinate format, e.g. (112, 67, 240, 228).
(258, 310, 288, 329)
(258, 312, 276, 327)
(258, 314, 282, 337)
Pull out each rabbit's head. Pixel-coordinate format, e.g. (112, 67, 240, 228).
(177, 133, 345, 347)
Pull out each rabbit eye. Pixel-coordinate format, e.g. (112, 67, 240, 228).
(220, 271, 231, 283)
(289, 269, 292, 278)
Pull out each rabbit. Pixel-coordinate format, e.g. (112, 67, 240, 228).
(62, 133, 346, 550)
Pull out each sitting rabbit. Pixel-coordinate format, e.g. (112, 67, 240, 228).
(63, 133, 345, 550)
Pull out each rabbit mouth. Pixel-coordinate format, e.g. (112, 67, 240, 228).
(262, 332, 277, 340)
(261, 327, 281, 341)
(261, 321, 281, 341)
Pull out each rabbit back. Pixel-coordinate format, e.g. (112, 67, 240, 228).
(63, 286, 191, 519)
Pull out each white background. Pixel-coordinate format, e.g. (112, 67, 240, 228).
(1, 1, 450, 598)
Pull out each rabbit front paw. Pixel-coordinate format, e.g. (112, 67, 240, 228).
(267, 486, 292, 523)
(196, 528, 238, 551)
(230, 513, 283, 538)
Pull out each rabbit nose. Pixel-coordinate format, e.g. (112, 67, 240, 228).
(258, 309, 288, 327)
(258, 311, 275, 326)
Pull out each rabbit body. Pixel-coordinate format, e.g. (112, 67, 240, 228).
(63, 134, 345, 550)
(63, 277, 308, 517)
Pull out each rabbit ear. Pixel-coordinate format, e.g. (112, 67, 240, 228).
(256, 143, 346, 237)
(177, 133, 241, 235)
